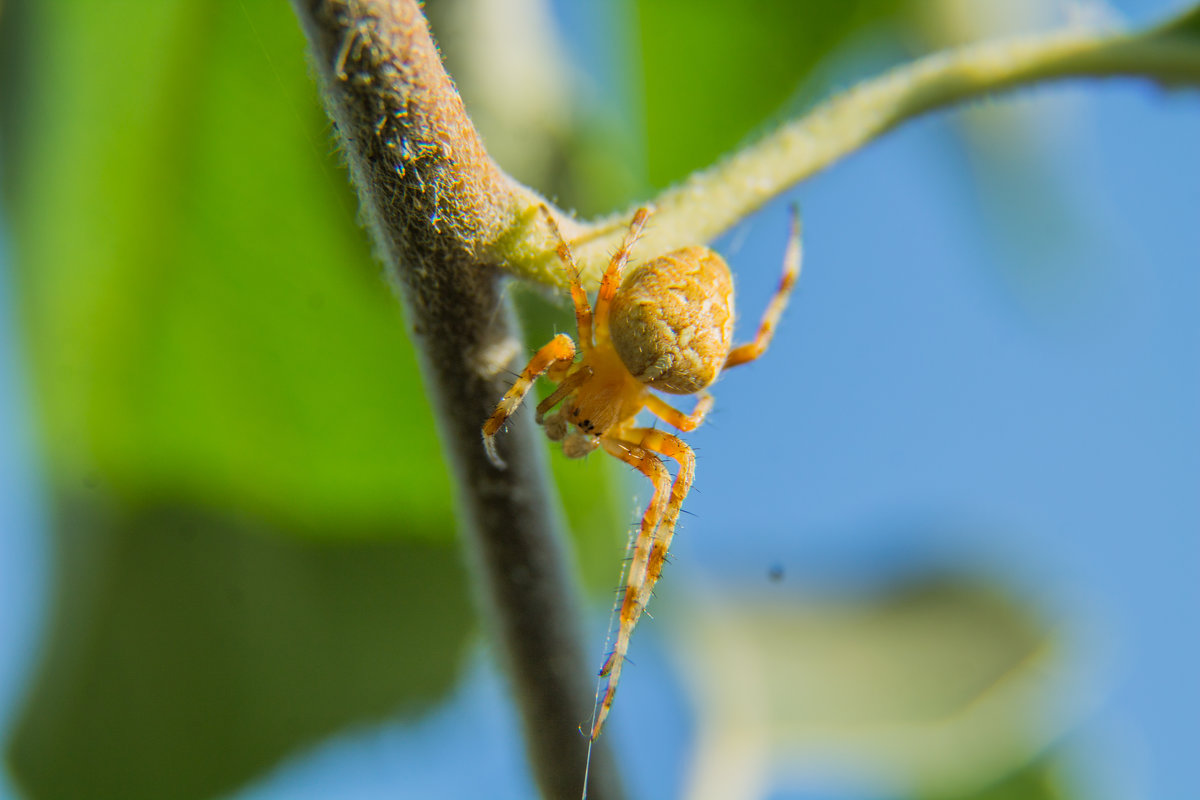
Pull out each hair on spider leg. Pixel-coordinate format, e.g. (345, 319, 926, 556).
(599, 651, 636, 674)
(650, 560, 676, 581)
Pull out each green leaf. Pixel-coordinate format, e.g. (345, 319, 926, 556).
(8, 497, 473, 800)
(924, 755, 1074, 800)
(634, 0, 906, 189)
(3, 0, 631, 545)
(1154, 4, 1200, 39)
(677, 577, 1090, 798)
(6, 1, 453, 533)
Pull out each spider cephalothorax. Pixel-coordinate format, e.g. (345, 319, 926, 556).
(483, 205, 801, 739)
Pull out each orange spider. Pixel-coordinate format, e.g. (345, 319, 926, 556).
(483, 205, 802, 740)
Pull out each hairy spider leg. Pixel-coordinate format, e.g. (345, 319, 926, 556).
(482, 333, 576, 468)
(645, 392, 714, 433)
(725, 206, 803, 369)
(628, 428, 695, 619)
(593, 208, 652, 342)
(535, 365, 592, 424)
(539, 205, 595, 351)
(591, 434, 672, 739)
(591, 427, 696, 741)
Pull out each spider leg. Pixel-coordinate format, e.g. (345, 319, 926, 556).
(724, 205, 803, 369)
(592, 435, 671, 739)
(621, 428, 695, 623)
(535, 365, 592, 424)
(539, 205, 595, 350)
(481, 333, 576, 468)
(645, 391, 714, 433)
(593, 207, 652, 341)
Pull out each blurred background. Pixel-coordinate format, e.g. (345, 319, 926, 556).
(0, 1, 1196, 798)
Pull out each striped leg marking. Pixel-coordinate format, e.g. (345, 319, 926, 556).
(482, 333, 576, 468)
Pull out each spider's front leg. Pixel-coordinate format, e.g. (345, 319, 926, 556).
(482, 333, 576, 468)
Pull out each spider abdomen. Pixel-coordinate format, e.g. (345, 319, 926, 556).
(608, 246, 735, 395)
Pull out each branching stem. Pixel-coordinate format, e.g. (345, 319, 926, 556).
(289, 2, 620, 799)
(499, 7, 1200, 287)
(288, 2, 1198, 798)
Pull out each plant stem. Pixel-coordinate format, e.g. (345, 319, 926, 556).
(498, 5, 1200, 287)
(288, 2, 622, 798)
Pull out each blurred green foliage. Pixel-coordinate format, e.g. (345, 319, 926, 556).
(948, 758, 1070, 800)
(678, 576, 1081, 800)
(635, 0, 905, 189)
(2, 2, 485, 796)
(8, 2, 452, 532)
(8, 499, 472, 800)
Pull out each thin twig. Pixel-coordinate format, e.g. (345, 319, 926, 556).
(498, 5, 1200, 287)
(288, 2, 622, 798)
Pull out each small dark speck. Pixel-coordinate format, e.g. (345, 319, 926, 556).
(767, 563, 785, 583)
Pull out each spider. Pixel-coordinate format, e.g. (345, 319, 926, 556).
(482, 204, 802, 740)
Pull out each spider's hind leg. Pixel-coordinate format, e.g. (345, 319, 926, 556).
(591, 432, 681, 740)
(620, 428, 696, 627)
(591, 429, 697, 740)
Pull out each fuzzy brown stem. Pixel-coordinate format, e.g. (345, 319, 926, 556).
(288, 2, 623, 798)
